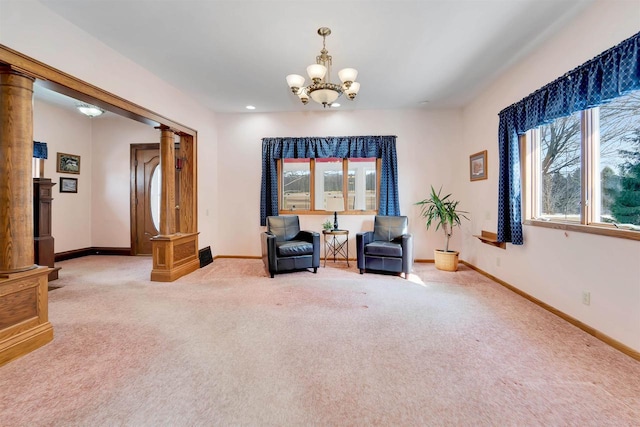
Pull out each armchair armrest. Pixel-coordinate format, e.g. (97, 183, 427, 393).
(356, 231, 374, 270)
(261, 231, 277, 276)
(297, 230, 321, 267)
(400, 234, 413, 275)
(296, 230, 319, 243)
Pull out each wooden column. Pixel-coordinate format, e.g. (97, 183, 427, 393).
(178, 133, 196, 234)
(151, 127, 199, 282)
(0, 66, 36, 274)
(159, 126, 176, 236)
(0, 65, 53, 366)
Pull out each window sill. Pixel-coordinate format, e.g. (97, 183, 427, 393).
(524, 220, 640, 241)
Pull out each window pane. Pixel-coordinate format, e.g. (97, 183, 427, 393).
(347, 158, 377, 210)
(282, 159, 310, 211)
(538, 112, 582, 221)
(316, 158, 343, 209)
(598, 91, 640, 226)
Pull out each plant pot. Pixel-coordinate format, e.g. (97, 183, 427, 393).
(434, 249, 459, 272)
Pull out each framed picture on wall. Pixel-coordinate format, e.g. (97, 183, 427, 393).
(56, 152, 81, 174)
(60, 177, 78, 193)
(470, 150, 487, 181)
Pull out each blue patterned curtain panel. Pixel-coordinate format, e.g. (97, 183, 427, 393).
(33, 141, 48, 159)
(260, 135, 399, 226)
(497, 31, 640, 244)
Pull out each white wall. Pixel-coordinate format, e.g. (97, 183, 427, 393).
(1, 0, 219, 252)
(33, 100, 160, 252)
(460, 0, 640, 351)
(33, 100, 92, 253)
(216, 108, 462, 258)
(91, 115, 159, 248)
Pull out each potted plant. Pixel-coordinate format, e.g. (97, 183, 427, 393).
(322, 219, 333, 231)
(416, 186, 469, 271)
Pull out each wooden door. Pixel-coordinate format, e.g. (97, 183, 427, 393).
(131, 143, 181, 255)
(131, 144, 160, 255)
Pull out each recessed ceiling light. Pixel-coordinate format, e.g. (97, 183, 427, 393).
(246, 105, 256, 110)
(330, 103, 340, 108)
(419, 100, 430, 105)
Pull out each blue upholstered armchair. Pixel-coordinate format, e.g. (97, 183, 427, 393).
(261, 215, 320, 278)
(356, 215, 413, 278)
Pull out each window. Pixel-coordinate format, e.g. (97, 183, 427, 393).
(348, 158, 377, 211)
(278, 157, 380, 214)
(281, 159, 310, 211)
(526, 91, 640, 234)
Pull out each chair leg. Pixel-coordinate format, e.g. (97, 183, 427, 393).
(360, 269, 364, 274)
(313, 267, 317, 274)
(270, 272, 275, 278)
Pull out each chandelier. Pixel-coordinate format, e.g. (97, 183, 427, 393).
(286, 27, 360, 108)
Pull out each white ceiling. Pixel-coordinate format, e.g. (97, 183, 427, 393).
(35, 0, 592, 114)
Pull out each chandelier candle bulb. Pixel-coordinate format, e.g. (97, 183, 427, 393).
(297, 89, 309, 104)
(338, 68, 358, 88)
(286, 74, 305, 94)
(307, 64, 327, 83)
(345, 81, 360, 100)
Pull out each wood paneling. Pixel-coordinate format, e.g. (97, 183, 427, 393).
(0, 286, 37, 329)
(151, 233, 200, 282)
(0, 267, 53, 366)
(179, 134, 197, 234)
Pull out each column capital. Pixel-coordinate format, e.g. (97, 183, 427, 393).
(0, 64, 37, 81)
(155, 124, 181, 134)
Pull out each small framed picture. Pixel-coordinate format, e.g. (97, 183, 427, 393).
(56, 152, 81, 174)
(470, 150, 487, 181)
(60, 177, 78, 193)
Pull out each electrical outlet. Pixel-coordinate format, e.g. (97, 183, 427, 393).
(496, 257, 501, 267)
(582, 291, 591, 306)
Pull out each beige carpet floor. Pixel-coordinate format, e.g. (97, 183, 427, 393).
(0, 256, 638, 426)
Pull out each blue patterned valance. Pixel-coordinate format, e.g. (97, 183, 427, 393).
(33, 141, 48, 159)
(497, 31, 640, 245)
(260, 136, 399, 226)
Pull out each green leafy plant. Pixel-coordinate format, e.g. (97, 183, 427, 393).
(416, 186, 469, 252)
(322, 219, 333, 231)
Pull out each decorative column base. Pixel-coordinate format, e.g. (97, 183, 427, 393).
(150, 232, 200, 282)
(0, 266, 53, 366)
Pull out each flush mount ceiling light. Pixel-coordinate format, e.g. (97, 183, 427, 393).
(286, 27, 360, 108)
(76, 103, 104, 118)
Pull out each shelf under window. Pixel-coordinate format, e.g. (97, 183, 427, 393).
(473, 230, 506, 249)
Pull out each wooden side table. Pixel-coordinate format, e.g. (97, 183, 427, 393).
(322, 229, 349, 267)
